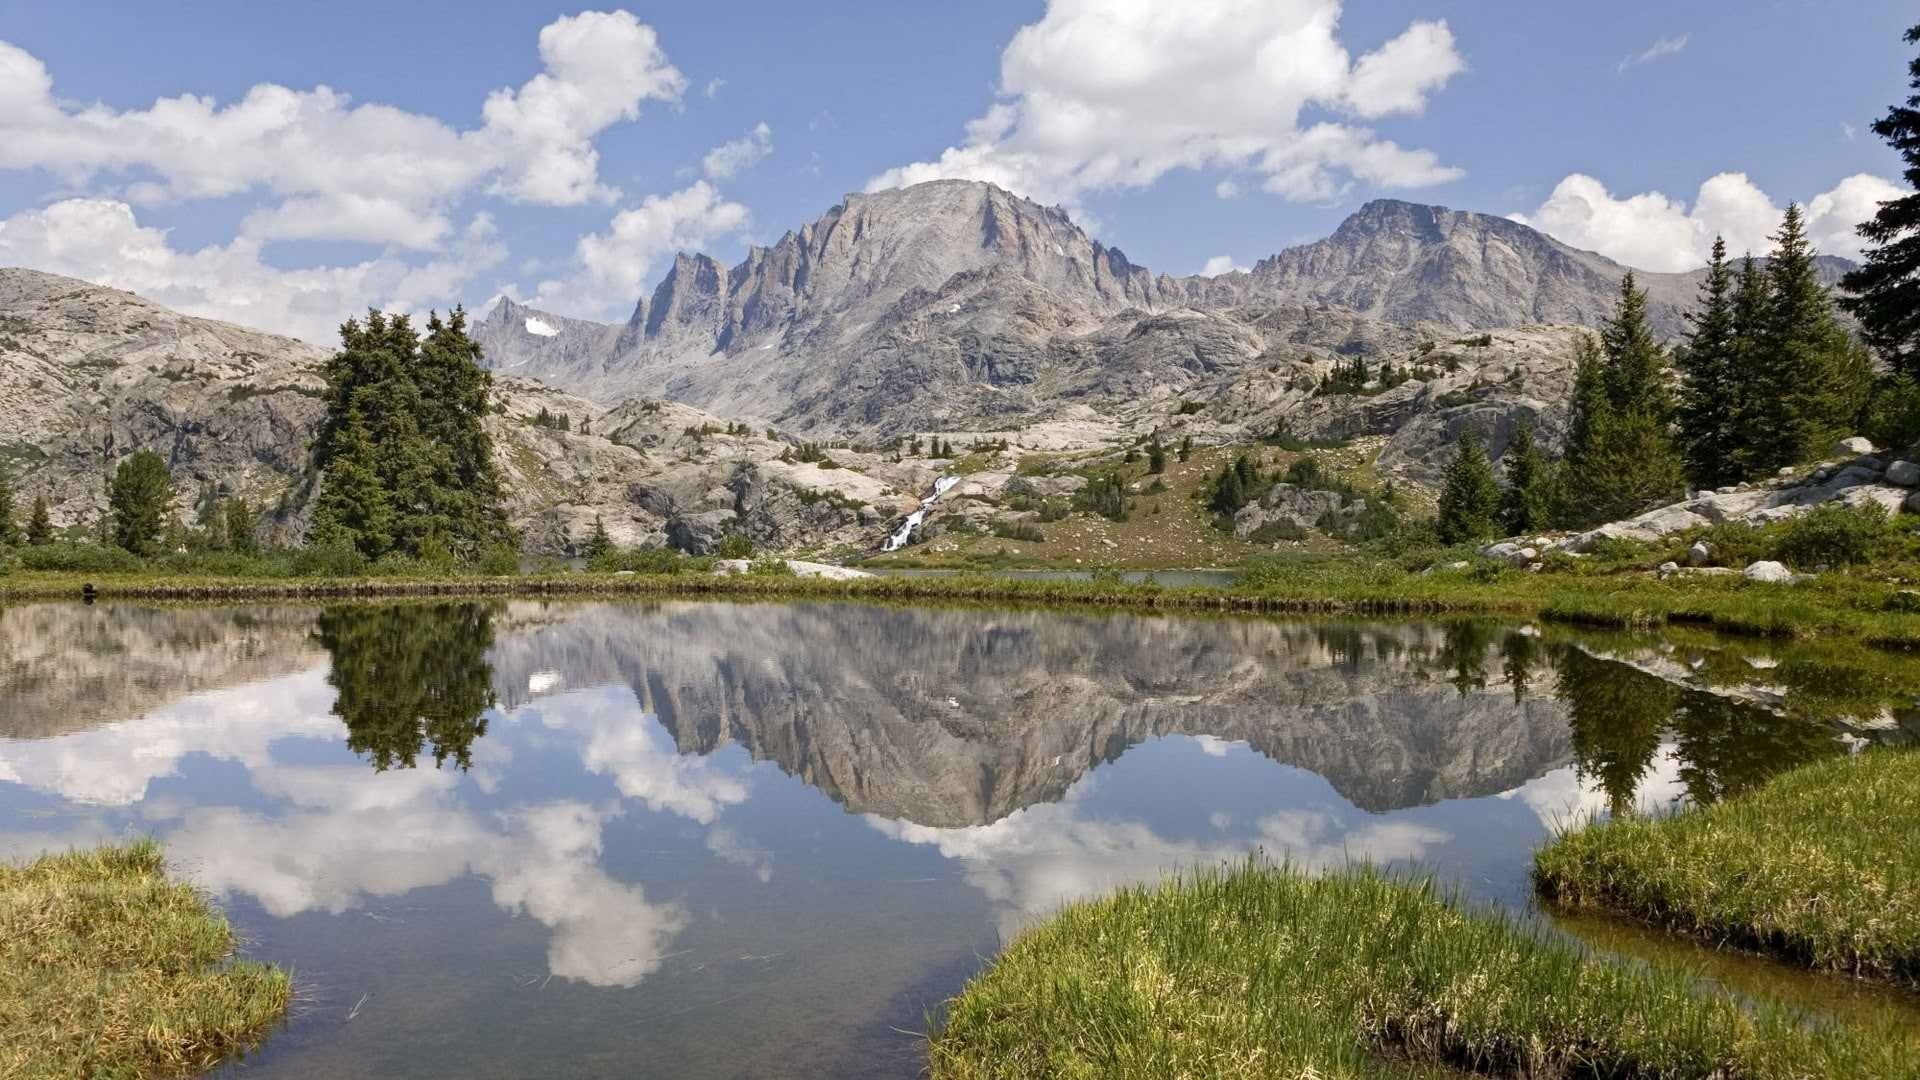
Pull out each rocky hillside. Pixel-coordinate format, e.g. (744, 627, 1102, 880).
(479, 180, 1852, 443)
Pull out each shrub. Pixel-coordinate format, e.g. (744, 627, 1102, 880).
(991, 521, 1045, 543)
(592, 546, 698, 574)
(1773, 503, 1901, 568)
(291, 541, 369, 578)
(745, 555, 795, 576)
(474, 545, 521, 576)
(1245, 519, 1306, 544)
(715, 534, 755, 559)
(1861, 374, 1920, 456)
(17, 542, 145, 574)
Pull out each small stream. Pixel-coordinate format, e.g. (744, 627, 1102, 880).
(881, 475, 959, 552)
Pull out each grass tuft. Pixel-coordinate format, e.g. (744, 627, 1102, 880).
(0, 839, 290, 1078)
(1534, 750, 1920, 988)
(930, 862, 1917, 1079)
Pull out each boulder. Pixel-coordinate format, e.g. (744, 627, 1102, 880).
(1907, 490, 1920, 515)
(1557, 522, 1661, 553)
(1687, 540, 1712, 567)
(1743, 560, 1794, 583)
(1835, 436, 1877, 456)
(1657, 561, 1681, 577)
(1837, 485, 1910, 516)
(1480, 542, 1522, 561)
(1627, 504, 1709, 536)
(1888, 460, 1920, 487)
(714, 558, 873, 580)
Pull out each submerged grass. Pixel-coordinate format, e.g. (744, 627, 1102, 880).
(0, 840, 290, 1078)
(1534, 750, 1920, 988)
(929, 862, 1916, 1079)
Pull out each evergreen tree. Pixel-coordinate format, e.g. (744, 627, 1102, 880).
(1498, 424, 1551, 535)
(586, 514, 613, 559)
(1759, 206, 1872, 466)
(311, 407, 396, 556)
(26, 495, 52, 545)
(1147, 440, 1167, 474)
(0, 468, 18, 546)
(1558, 276, 1686, 525)
(1726, 255, 1775, 471)
(1435, 428, 1500, 544)
(1676, 237, 1743, 487)
(1841, 25, 1920, 376)
(416, 310, 514, 556)
(1177, 435, 1193, 462)
(108, 450, 174, 556)
(225, 497, 259, 555)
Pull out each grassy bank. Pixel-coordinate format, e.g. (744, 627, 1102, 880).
(0, 840, 289, 1078)
(928, 863, 1915, 1079)
(8, 554, 1920, 648)
(1535, 750, 1920, 988)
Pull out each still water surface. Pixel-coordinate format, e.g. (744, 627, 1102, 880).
(1, 600, 1914, 1077)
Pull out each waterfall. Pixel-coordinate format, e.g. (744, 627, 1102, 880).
(882, 476, 959, 552)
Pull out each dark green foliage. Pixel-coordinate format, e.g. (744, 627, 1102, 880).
(586, 514, 612, 559)
(1076, 474, 1132, 522)
(716, 534, 755, 559)
(1146, 441, 1166, 474)
(1861, 374, 1920, 454)
(1177, 435, 1192, 462)
(17, 541, 145, 573)
(1206, 454, 1266, 518)
(108, 450, 174, 556)
(1774, 503, 1902, 568)
(311, 309, 512, 561)
(315, 603, 495, 771)
(1559, 277, 1686, 526)
(1435, 429, 1501, 544)
(1751, 207, 1873, 469)
(1498, 424, 1552, 535)
(1558, 645, 1674, 817)
(530, 406, 571, 431)
(589, 545, 710, 574)
(991, 520, 1045, 542)
(1676, 237, 1745, 487)
(1315, 355, 1371, 396)
(223, 498, 258, 556)
(1173, 400, 1205, 416)
(26, 495, 52, 545)
(1841, 25, 1920, 376)
(0, 469, 17, 546)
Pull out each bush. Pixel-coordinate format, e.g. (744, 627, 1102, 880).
(1245, 519, 1307, 544)
(1773, 503, 1902, 568)
(715, 534, 755, 559)
(590, 546, 706, 574)
(474, 545, 522, 576)
(1861, 374, 1920, 456)
(151, 550, 295, 578)
(17, 542, 145, 574)
(291, 541, 369, 578)
(744, 555, 794, 577)
(991, 521, 1045, 543)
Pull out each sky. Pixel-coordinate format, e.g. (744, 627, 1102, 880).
(0, 1, 1911, 344)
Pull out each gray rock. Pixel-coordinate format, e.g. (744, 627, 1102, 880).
(1657, 561, 1681, 577)
(1481, 542, 1522, 560)
(1888, 460, 1920, 487)
(1907, 490, 1920, 515)
(1835, 436, 1876, 456)
(1743, 560, 1794, 583)
(1687, 541, 1712, 566)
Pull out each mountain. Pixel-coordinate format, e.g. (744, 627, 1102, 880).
(484, 181, 1852, 441)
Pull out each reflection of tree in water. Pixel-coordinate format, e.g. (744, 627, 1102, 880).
(1672, 693, 1844, 805)
(1435, 620, 1496, 696)
(1555, 647, 1673, 818)
(314, 603, 497, 771)
(1500, 630, 1542, 703)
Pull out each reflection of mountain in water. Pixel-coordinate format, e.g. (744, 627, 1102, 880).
(0, 603, 323, 739)
(483, 603, 1577, 825)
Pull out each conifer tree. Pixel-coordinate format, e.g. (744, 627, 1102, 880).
(587, 514, 612, 559)
(1558, 276, 1686, 525)
(108, 450, 174, 556)
(1726, 255, 1774, 472)
(1841, 25, 1920, 375)
(1436, 428, 1500, 545)
(0, 468, 18, 546)
(1498, 424, 1551, 536)
(26, 495, 52, 545)
(1759, 206, 1871, 466)
(225, 497, 259, 555)
(311, 407, 397, 556)
(1147, 440, 1167, 474)
(416, 310, 513, 556)
(1676, 237, 1743, 487)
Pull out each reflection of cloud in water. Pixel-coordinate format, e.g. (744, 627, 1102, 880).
(1497, 742, 1688, 828)
(705, 825, 773, 883)
(0, 668, 341, 805)
(867, 743, 1449, 940)
(534, 687, 750, 824)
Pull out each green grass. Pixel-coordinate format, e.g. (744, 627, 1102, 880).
(1534, 750, 1920, 988)
(0, 840, 290, 1078)
(929, 862, 1916, 1079)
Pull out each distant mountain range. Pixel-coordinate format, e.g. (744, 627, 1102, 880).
(476, 179, 1853, 437)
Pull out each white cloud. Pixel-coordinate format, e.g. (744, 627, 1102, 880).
(1215, 179, 1242, 199)
(866, 0, 1464, 212)
(0, 11, 682, 249)
(0, 198, 504, 344)
(1842, 122, 1858, 141)
(1199, 255, 1247, 277)
(704, 78, 726, 99)
(1510, 171, 1906, 271)
(1616, 33, 1688, 74)
(702, 122, 773, 181)
(534, 180, 750, 318)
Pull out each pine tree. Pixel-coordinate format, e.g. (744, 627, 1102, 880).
(0, 468, 18, 546)
(1726, 255, 1775, 473)
(586, 514, 612, 559)
(26, 495, 52, 545)
(1498, 424, 1551, 536)
(1676, 237, 1743, 487)
(108, 450, 174, 556)
(416, 309, 513, 557)
(1436, 428, 1501, 545)
(311, 407, 396, 556)
(1841, 24, 1920, 375)
(1147, 440, 1167, 474)
(1558, 277, 1687, 525)
(1760, 206, 1872, 466)
(225, 497, 259, 555)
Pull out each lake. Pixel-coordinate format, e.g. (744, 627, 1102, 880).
(2, 599, 1914, 1077)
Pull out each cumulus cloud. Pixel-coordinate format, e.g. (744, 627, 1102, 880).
(1199, 256, 1247, 277)
(1616, 33, 1688, 74)
(534, 180, 750, 318)
(1510, 171, 1906, 272)
(866, 0, 1465, 211)
(0, 198, 505, 344)
(0, 11, 682, 247)
(702, 122, 773, 181)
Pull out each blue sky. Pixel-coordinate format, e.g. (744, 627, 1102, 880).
(0, 1, 1910, 343)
